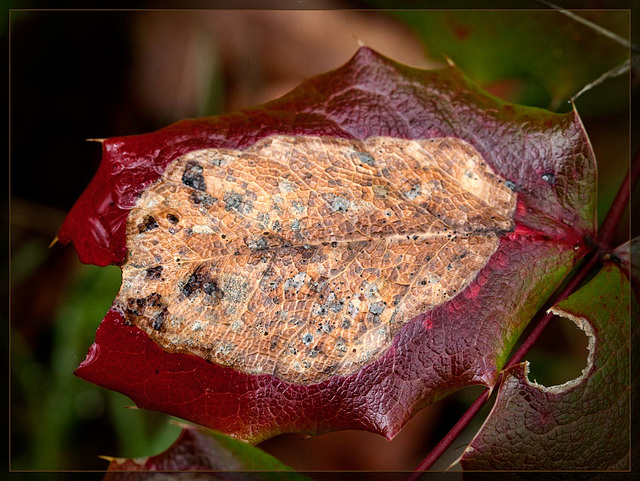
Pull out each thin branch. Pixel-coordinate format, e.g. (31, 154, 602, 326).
(598, 148, 640, 250)
(535, 0, 639, 53)
(534, 0, 637, 103)
(406, 388, 492, 479)
(504, 252, 600, 370)
(570, 58, 633, 103)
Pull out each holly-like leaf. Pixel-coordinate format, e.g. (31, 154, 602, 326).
(60, 47, 596, 443)
(104, 425, 308, 480)
(459, 242, 635, 470)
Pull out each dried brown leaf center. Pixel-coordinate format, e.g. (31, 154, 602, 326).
(116, 135, 515, 384)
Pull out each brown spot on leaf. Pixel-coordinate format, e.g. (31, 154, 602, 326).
(181, 265, 223, 303)
(152, 308, 168, 331)
(137, 215, 158, 233)
(146, 266, 163, 279)
(188, 190, 217, 207)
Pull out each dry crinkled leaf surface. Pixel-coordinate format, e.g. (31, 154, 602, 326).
(459, 240, 636, 470)
(59, 48, 596, 442)
(121, 135, 515, 384)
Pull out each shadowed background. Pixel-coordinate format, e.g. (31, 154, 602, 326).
(8, 3, 635, 477)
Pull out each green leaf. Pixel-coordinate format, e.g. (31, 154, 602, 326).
(103, 425, 310, 480)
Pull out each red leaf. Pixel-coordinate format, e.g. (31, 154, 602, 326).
(62, 48, 596, 443)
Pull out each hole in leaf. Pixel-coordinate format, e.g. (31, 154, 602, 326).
(525, 314, 590, 388)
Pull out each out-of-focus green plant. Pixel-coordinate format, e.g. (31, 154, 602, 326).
(11, 259, 181, 471)
(384, 7, 630, 115)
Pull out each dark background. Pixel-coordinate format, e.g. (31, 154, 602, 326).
(8, 3, 636, 476)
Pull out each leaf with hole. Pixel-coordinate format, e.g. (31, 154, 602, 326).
(459, 240, 636, 470)
(59, 47, 596, 443)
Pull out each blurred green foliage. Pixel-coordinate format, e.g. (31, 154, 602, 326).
(387, 9, 630, 115)
(11, 259, 181, 471)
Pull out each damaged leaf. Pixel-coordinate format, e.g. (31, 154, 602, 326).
(460, 241, 635, 470)
(60, 47, 596, 442)
(119, 135, 515, 384)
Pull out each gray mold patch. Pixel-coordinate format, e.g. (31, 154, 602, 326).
(290, 201, 305, 216)
(404, 183, 422, 200)
(284, 272, 308, 292)
(279, 179, 297, 193)
(369, 301, 386, 316)
(182, 161, 206, 191)
(224, 191, 253, 215)
(245, 236, 269, 251)
(505, 180, 518, 191)
(542, 173, 556, 184)
(311, 292, 344, 317)
(324, 194, 350, 213)
(222, 275, 250, 306)
(188, 190, 217, 207)
(356, 152, 376, 166)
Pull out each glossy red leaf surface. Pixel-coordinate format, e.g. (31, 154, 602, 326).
(460, 241, 635, 470)
(61, 48, 596, 443)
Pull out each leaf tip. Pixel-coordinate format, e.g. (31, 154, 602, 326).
(443, 54, 456, 68)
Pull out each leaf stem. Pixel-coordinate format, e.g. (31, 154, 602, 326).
(406, 388, 491, 479)
(407, 148, 639, 477)
(598, 148, 640, 251)
(504, 252, 600, 369)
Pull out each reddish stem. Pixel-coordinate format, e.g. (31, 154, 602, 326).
(504, 252, 600, 369)
(406, 389, 491, 479)
(408, 150, 640, 476)
(598, 148, 640, 250)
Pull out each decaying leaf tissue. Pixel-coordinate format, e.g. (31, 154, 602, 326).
(118, 135, 516, 384)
